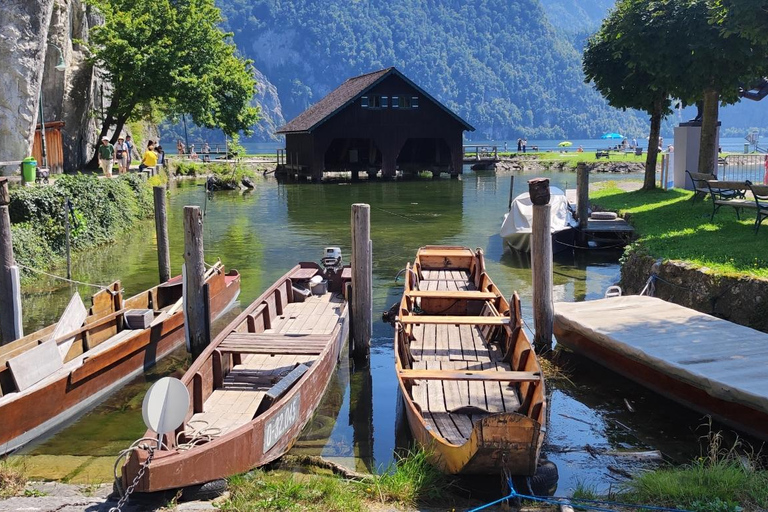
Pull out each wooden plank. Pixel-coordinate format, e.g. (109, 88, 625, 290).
(435, 323, 450, 361)
(289, 268, 318, 280)
(52, 293, 88, 359)
(482, 362, 507, 413)
(398, 369, 540, 382)
(418, 248, 474, 258)
(218, 345, 325, 355)
(407, 290, 496, 300)
(7, 340, 63, 391)
(400, 315, 509, 326)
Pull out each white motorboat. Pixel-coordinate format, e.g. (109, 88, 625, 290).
(500, 186, 576, 253)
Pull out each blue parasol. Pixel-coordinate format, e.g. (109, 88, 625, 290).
(601, 132, 623, 139)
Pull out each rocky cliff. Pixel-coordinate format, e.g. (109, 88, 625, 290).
(0, 0, 103, 175)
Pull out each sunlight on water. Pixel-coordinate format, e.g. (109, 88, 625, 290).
(13, 169, 710, 493)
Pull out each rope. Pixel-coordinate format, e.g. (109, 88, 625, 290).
(175, 419, 221, 451)
(371, 205, 420, 223)
(468, 479, 695, 512)
(16, 263, 109, 290)
(640, 275, 656, 297)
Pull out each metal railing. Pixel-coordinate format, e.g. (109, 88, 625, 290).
(718, 154, 766, 182)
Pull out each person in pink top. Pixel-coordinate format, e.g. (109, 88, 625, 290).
(763, 154, 768, 184)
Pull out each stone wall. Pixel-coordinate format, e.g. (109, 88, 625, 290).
(0, 0, 56, 174)
(621, 250, 768, 333)
(0, 0, 102, 175)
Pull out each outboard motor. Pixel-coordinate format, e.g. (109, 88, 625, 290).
(322, 247, 343, 273)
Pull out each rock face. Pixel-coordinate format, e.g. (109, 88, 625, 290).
(620, 250, 768, 333)
(249, 68, 286, 142)
(0, 0, 103, 175)
(0, 0, 56, 175)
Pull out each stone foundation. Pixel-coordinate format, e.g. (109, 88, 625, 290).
(620, 250, 768, 333)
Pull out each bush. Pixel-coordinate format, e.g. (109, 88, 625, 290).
(8, 174, 155, 275)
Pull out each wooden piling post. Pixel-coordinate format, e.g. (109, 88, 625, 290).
(350, 203, 372, 360)
(154, 187, 171, 283)
(529, 178, 553, 351)
(576, 162, 589, 246)
(64, 199, 71, 280)
(183, 206, 209, 359)
(0, 178, 22, 342)
(507, 175, 515, 211)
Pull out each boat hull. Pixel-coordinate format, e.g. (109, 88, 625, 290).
(504, 227, 575, 254)
(0, 269, 240, 454)
(553, 322, 768, 441)
(124, 264, 349, 492)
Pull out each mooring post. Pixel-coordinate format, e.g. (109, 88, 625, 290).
(64, 198, 71, 280)
(183, 206, 209, 359)
(350, 203, 372, 360)
(154, 186, 171, 283)
(576, 162, 589, 246)
(0, 178, 22, 342)
(529, 178, 553, 351)
(507, 175, 515, 211)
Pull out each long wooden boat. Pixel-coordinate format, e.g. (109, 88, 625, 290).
(394, 246, 546, 475)
(122, 261, 350, 492)
(0, 263, 240, 455)
(554, 295, 768, 441)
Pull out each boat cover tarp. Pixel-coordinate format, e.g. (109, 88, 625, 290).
(554, 295, 768, 414)
(500, 186, 574, 238)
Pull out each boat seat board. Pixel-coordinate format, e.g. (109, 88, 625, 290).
(407, 291, 497, 300)
(7, 340, 63, 391)
(399, 369, 540, 382)
(400, 316, 509, 326)
(189, 388, 266, 436)
(554, 295, 768, 413)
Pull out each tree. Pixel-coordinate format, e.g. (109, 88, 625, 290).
(86, 0, 259, 165)
(664, 0, 765, 175)
(583, 1, 674, 190)
(710, 0, 768, 44)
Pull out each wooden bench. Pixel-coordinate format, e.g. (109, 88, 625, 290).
(398, 369, 540, 382)
(399, 315, 510, 326)
(218, 332, 327, 355)
(406, 290, 497, 300)
(686, 171, 721, 203)
(706, 180, 768, 233)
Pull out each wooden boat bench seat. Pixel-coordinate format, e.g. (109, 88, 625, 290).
(219, 332, 328, 355)
(188, 388, 266, 436)
(407, 290, 497, 300)
(399, 369, 540, 382)
(400, 315, 509, 326)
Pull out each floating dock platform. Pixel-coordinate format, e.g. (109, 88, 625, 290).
(553, 295, 768, 440)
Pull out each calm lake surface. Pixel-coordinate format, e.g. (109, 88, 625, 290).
(15, 169, 717, 493)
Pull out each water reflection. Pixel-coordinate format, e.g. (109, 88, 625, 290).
(14, 169, 715, 493)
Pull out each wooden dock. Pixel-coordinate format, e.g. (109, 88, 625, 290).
(553, 295, 768, 440)
(462, 145, 499, 169)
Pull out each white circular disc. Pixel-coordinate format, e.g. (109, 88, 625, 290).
(142, 377, 190, 435)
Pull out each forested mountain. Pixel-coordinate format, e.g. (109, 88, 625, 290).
(538, 0, 616, 33)
(216, 0, 647, 141)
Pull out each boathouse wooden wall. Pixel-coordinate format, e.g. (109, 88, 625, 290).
(32, 121, 65, 175)
(284, 74, 466, 179)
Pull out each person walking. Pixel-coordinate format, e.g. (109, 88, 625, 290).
(138, 140, 158, 173)
(125, 135, 136, 165)
(177, 139, 185, 156)
(98, 137, 115, 177)
(115, 136, 129, 174)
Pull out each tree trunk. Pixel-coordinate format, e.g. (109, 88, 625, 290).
(643, 101, 662, 190)
(698, 88, 719, 175)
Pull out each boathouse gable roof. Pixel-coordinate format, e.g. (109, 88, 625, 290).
(276, 67, 474, 134)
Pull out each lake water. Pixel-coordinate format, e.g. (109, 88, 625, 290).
(243, 136, 756, 155)
(14, 168, 725, 494)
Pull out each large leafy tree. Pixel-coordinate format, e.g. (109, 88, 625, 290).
(710, 0, 768, 43)
(583, 1, 674, 190)
(665, 0, 764, 175)
(86, 0, 259, 165)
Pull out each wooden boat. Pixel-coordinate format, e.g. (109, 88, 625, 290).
(0, 262, 240, 455)
(554, 295, 768, 441)
(121, 260, 350, 492)
(394, 246, 546, 475)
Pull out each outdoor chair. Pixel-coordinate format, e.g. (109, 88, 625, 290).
(686, 170, 717, 203)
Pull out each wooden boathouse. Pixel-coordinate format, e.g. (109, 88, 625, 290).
(275, 67, 474, 181)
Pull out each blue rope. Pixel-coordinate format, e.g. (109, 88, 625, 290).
(467, 479, 695, 512)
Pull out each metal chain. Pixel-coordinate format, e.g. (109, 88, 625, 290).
(109, 445, 155, 512)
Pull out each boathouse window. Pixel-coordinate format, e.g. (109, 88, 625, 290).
(381, 96, 388, 107)
(412, 96, 419, 108)
(392, 96, 399, 108)
(361, 96, 369, 107)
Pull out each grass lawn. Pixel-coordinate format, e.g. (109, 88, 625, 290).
(591, 182, 768, 279)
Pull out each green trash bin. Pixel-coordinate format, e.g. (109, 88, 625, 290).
(21, 157, 37, 184)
